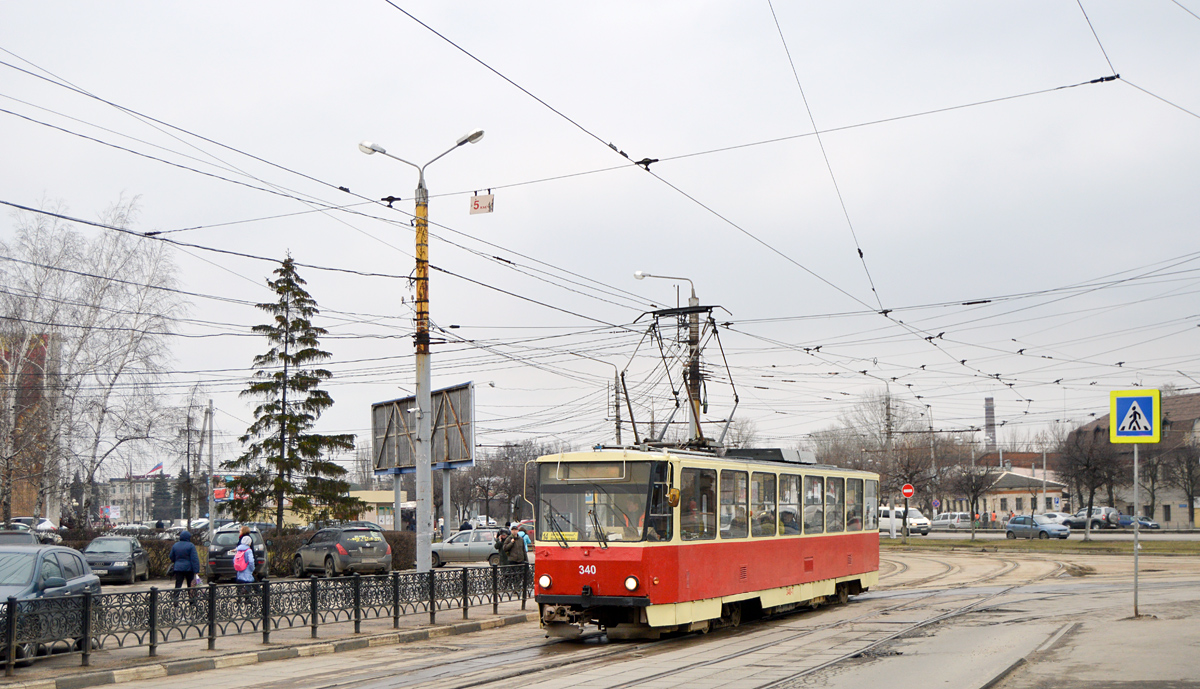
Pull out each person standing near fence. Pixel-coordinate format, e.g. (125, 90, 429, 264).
(493, 528, 510, 566)
(503, 524, 527, 564)
(170, 530, 201, 589)
(517, 525, 532, 551)
(233, 528, 257, 610)
(234, 529, 256, 583)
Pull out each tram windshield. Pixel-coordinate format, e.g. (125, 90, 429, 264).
(537, 461, 672, 543)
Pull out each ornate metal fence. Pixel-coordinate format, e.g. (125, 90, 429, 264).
(2, 564, 533, 676)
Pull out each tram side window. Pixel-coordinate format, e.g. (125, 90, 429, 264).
(804, 475, 824, 534)
(647, 461, 674, 542)
(846, 478, 864, 531)
(779, 474, 801, 535)
(865, 480, 878, 530)
(720, 470, 749, 539)
(751, 472, 777, 537)
(680, 468, 717, 541)
(826, 477, 845, 533)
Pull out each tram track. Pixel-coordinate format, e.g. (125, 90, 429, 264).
(404, 552, 1072, 689)
(247, 552, 1075, 689)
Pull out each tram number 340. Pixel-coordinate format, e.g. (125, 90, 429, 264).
(578, 565, 597, 575)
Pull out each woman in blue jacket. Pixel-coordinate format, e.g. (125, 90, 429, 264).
(169, 531, 201, 588)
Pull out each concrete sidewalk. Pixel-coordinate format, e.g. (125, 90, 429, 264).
(2, 598, 538, 689)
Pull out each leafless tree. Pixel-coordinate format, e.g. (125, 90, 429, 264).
(1164, 439, 1199, 527)
(724, 419, 758, 449)
(809, 390, 926, 483)
(945, 462, 1000, 539)
(2, 197, 184, 524)
(1059, 426, 1117, 541)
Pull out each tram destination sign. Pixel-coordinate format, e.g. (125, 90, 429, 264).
(1109, 389, 1161, 444)
(372, 382, 476, 474)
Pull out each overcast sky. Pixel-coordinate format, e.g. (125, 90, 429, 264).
(2, 2, 1198, 475)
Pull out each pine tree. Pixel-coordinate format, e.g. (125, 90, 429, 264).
(222, 257, 360, 529)
(151, 473, 174, 522)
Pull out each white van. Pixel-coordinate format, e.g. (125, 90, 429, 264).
(879, 506, 931, 535)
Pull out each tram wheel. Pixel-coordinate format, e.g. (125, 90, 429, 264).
(721, 602, 742, 628)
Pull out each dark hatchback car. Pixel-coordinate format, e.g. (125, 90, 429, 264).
(0, 545, 101, 666)
(205, 529, 268, 582)
(82, 536, 150, 584)
(292, 527, 392, 578)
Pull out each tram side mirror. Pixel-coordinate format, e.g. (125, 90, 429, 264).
(667, 488, 680, 508)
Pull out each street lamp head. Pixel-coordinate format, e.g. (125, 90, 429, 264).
(633, 271, 648, 280)
(358, 141, 386, 155)
(456, 129, 485, 146)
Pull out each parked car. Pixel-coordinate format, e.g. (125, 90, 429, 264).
(930, 512, 971, 531)
(0, 529, 41, 545)
(1040, 512, 1072, 525)
(0, 545, 101, 666)
(3, 521, 60, 544)
(1006, 514, 1070, 540)
(108, 523, 153, 537)
(292, 526, 392, 577)
(343, 521, 384, 532)
(1118, 514, 1161, 530)
(1066, 507, 1120, 530)
(81, 536, 150, 584)
(878, 507, 931, 535)
(431, 528, 505, 566)
(205, 528, 269, 582)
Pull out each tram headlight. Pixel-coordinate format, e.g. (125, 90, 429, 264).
(624, 575, 639, 592)
(538, 574, 552, 589)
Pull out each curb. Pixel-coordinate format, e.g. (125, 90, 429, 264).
(3, 612, 539, 689)
(976, 621, 1076, 689)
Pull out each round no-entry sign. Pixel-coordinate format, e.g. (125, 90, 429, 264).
(901, 484, 915, 498)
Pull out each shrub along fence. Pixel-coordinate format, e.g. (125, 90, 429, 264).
(2, 563, 532, 676)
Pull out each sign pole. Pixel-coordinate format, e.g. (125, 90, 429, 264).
(1133, 442, 1139, 617)
(1111, 389, 1158, 619)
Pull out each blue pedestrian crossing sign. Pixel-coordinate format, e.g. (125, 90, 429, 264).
(1109, 390, 1161, 444)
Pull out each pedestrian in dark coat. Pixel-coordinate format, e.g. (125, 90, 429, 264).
(502, 525, 527, 564)
(170, 531, 201, 588)
(493, 529, 510, 566)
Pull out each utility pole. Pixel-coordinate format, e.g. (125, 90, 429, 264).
(414, 174, 434, 560)
(183, 413, 193, 530)
(195, 406, 206, 533)
(686, 290, 701, 442)
(1040, 452, 1047, 516)
(885, 393, 896, 539)
(207, 399, 214, 546)
(927, 405, 936, 514)
(614, 371, 622, 445)
(357, 130, 484, 571)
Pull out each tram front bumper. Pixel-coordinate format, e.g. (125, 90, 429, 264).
(537, 594, 651, 607)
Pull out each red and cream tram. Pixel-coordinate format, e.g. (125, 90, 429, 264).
(533, 447, 880, 638)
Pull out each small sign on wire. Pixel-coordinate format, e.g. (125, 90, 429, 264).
(470, 193, 494, 214)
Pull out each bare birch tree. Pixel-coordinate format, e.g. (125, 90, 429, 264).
(2, 197, 183, 524)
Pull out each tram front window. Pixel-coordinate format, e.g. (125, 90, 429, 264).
(538, 461, 670, 542)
